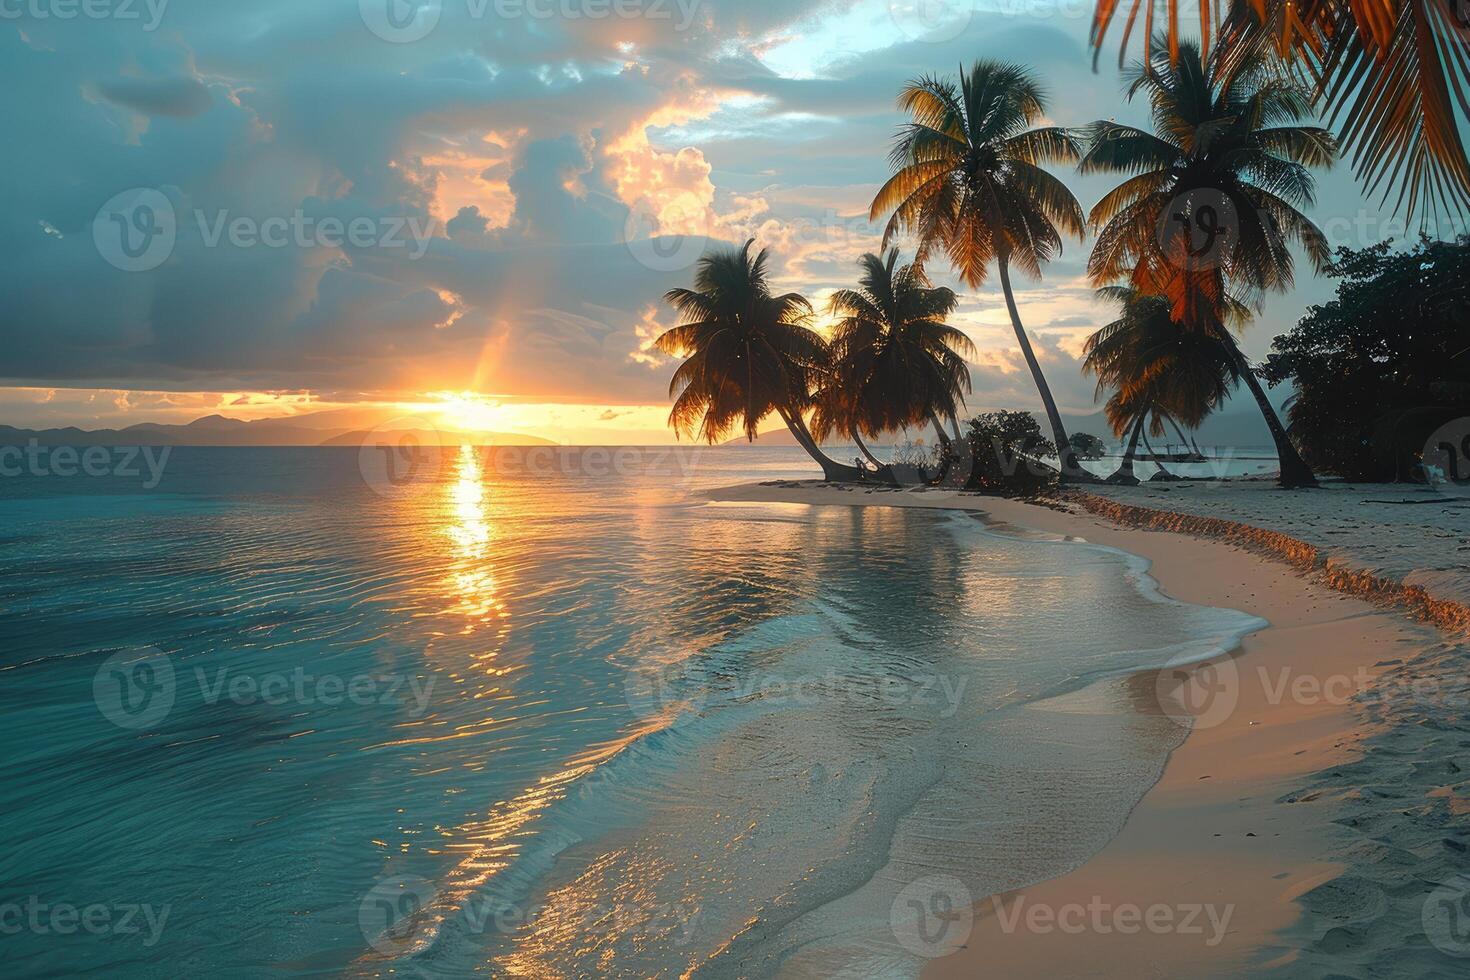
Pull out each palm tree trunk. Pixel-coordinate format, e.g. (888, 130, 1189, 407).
(778, 407, 862, 482)
(1165, 415, 1197, 457)
(1108, 416, 1145, 485)
(926, 411, 954, 452)
(996, 251, 1081, 482)
(852, 430, 884, 468)
(1216, 335, 1317, 488)
(1142, 424, 1176, 478)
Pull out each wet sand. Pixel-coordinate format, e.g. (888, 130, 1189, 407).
(709, 482, 1462, 978)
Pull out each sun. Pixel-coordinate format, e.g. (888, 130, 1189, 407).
(431, 392, 508, 434)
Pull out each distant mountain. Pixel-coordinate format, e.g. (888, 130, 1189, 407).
(0, 411, 556, 447)
(319, 428, 555, 447)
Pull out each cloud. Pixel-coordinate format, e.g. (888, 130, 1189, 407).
(0, 0, 1386, 430)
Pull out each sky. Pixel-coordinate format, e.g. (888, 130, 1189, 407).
(0, 0, 1446, 442)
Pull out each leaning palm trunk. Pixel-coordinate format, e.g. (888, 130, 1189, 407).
(1215, 334, 1317, 488)
(778, 407, 862, 482)
(1108, 416, 1145, 485)
(852, 430, 884, 468)
(926, 411, 954, 452)
(1141, 426, 1175, 478)
(996, 252, 1079, 480)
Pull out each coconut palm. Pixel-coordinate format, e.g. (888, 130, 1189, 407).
(870, 60, 1089, 479)
(656, 240, 860, 482)
(810, 250, 976, 457)
(1079, 40, 1335, 486)
(1089, 0, 1470, 219)
(1084, 286, 1241, 483)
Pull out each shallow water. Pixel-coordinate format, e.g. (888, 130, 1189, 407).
(0, 446, 1264, 978)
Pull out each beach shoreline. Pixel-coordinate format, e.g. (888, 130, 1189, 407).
(708, 480, 1460, 978)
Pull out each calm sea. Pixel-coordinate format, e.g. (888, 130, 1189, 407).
(0, 446, 1264, 978)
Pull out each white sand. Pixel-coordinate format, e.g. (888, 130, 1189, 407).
(707, 480, 1470, 978)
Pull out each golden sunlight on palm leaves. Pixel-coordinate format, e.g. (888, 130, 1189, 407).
(1091, 0, 1470, 218)
(1083, 285, 1242, 439)
(1080, 41, 1328, 485)
(871, 60, 1087, 475)
(809, 249, 975, 443)
(1079, 41, 1335, 326)
(655, 240, 826, 445)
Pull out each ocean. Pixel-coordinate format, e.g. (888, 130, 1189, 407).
(0, 445, 1265, 978)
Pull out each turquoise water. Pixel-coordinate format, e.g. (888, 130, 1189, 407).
(0, 446, 1264, 978)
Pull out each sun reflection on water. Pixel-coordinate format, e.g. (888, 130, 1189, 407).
(445, 444, 502, 626)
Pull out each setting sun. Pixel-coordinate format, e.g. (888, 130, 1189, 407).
(430, 392, 511, 434)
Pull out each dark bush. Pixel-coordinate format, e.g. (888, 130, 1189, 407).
(963, 411, 1059, 495)
(1263, 237, 1470, 482)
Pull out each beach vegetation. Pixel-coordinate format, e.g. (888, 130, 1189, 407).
(963, 410, 1060, 495)
(1079, 40, 1336, 487)
(655, 240, 861, 482)
(871, 61, 1090, 480)
(1263, 235, 1470, 481)
(810, 249, 975, 464)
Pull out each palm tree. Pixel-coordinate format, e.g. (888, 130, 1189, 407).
(810, 250, 976, 458)
(1088, 0, 1470, 219)
(870, 60, 1089, 479)
(1080, 40, 1335, 487)
(656, 240, 861, 482)
(1084, 286, 1240, 483)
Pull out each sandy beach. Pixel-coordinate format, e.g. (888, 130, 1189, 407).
(711, 480, 1470, 978)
